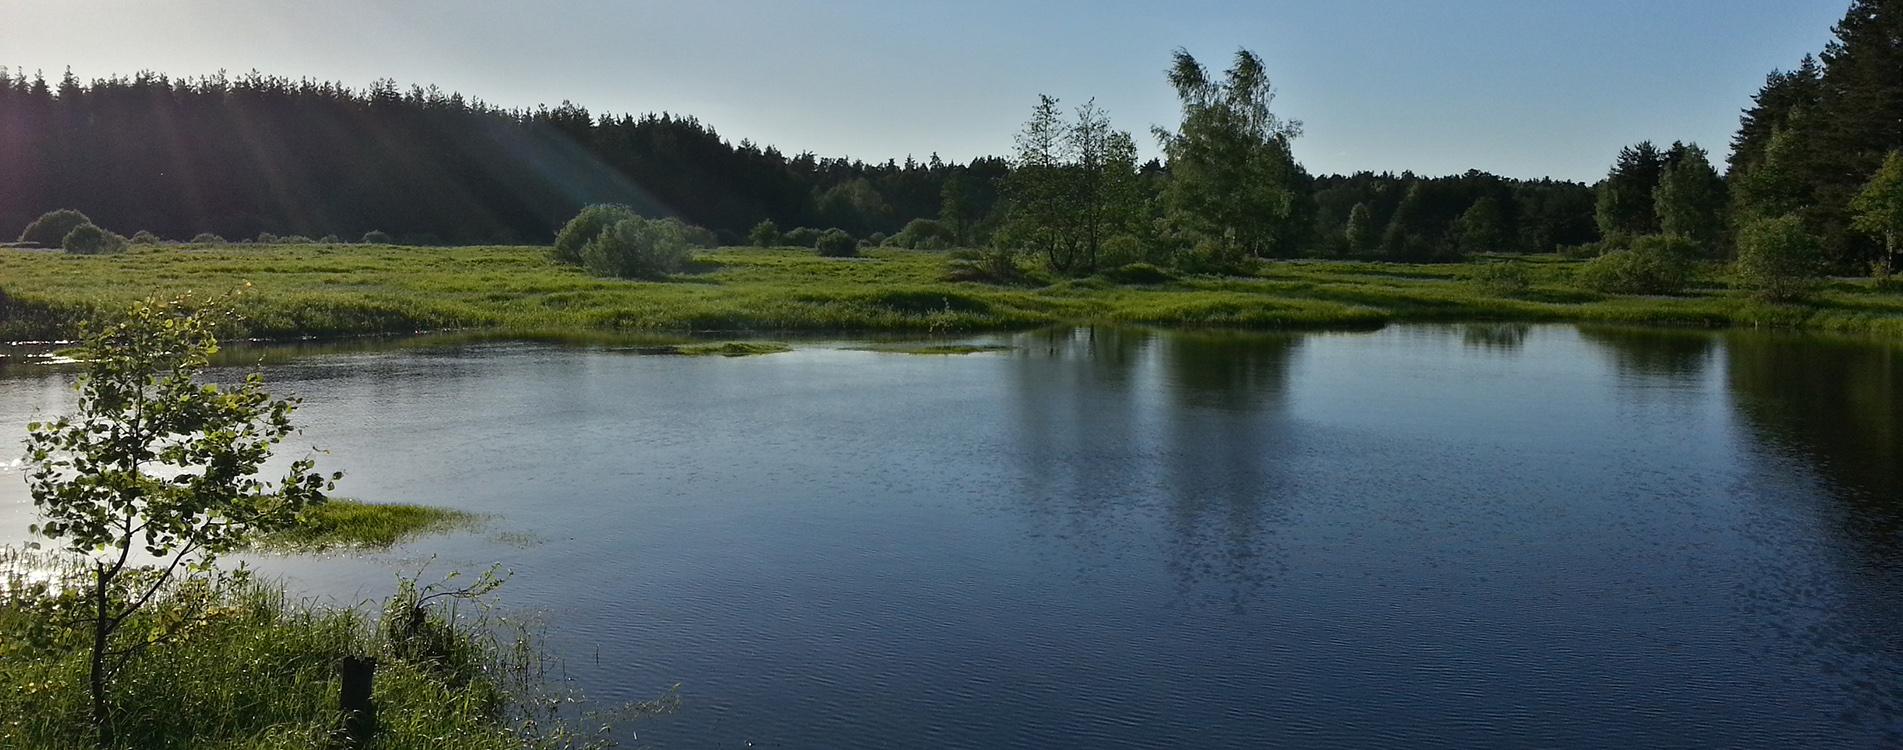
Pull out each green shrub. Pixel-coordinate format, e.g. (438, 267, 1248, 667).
(61, 223, 128, 254)
(361, 230, 394, 244)
(868, 232, 888, 247)
(890, 218, 956, 250)
(257, 232, 280, 244)
(1734, 214, 1823, 302)
(783, 226, 822, 248)
(191, 232, 226, 244)
(581, 216, 691, 279)
(816, 228, 859, 257)
(553, 204, 639, 264)
(128, 230, 161, 245)
(678, 222, 720, 249)
(1099, 235, 1145, 268)
(1464, 261, 1533, 294)
(1100, 262, 1174, 285)
(1574, 235, 1697, 295)
(18, 209, 92, 247)
(317, 234, 342, 244)
(1871, 261, 1903, 293)
(748, 219, 782, 247)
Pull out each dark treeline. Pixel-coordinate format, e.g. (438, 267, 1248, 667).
(1310, 171, 1599, 260)
(0, 68, 1008, 245)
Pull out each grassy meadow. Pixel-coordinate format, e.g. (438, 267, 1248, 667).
(3, 242, 1903, 341)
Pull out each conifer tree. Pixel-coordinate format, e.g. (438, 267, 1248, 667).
(1654, 143, 1727, 253)
(1595, 142, 1667, 240)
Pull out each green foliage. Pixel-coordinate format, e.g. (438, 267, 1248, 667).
(1345, 202, 1380, 256)
(1001, 97, 1144, 273)
(580, 216, 691, 279)
(1574, 236, 1698, 295)
(1653, 143, 1727, 252)
(749, 219, 782, 247)
(1100, 262, 1175, 285)
(890, 218, 957, 250)
(1156, 49, 1309, 259)
(553, 204, 639, 265)
(22, 296, 338, 745)
(1595, 142, 1666, 239)
(1850, 150, 1903, 271)
(783, 227, 822, 248)
(1729, 129, 1812, 223)
(191, 233, 226, 244)
(815, 228, 859, 257)
(1455, 197, 1509, 255)
(19, 210, 92, 248)
(60, 224, 127, 255)
(679, 222, 720, 249)
(127, 231, 161, 246)
(361, 230, 394, 245)
(1734, 214, 1823, 302)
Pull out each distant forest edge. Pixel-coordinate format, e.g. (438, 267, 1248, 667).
(0, 0, 1897, 270)
(0, 67, 1595, 257)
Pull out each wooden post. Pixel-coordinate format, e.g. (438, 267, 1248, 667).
(339, 655, 378, 749)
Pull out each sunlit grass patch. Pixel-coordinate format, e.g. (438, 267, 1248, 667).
(251, 499, 481, 552)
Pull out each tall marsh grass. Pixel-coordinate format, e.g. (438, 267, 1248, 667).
(0, 243, 1900, 339)
(0, 551, 637, 750)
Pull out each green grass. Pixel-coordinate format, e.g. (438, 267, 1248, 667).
(0, 552, 627, 750)
(2, 243, 1901, 340)
(249, 500, 481, 552)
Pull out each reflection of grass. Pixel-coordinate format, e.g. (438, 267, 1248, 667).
(251, 499, 480, 552)
(632, 342, 792, 357)
(1, 244, 1901, 339)
(847, 344, 1015, 355)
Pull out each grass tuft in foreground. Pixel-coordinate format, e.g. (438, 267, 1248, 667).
(0, 553, 647, 750)
(250, 499, 482, 552)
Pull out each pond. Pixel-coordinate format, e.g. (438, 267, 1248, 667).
(1, 324, 1900, 749)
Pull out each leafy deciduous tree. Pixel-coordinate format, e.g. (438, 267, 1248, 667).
(24, 297, 338, 746)
(1154, 48, 1309, 260)
(1850, 150, 1903, 271)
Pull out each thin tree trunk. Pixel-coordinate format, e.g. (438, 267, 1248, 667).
(91, 565, 114, 748)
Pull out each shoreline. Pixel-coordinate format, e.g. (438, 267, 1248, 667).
(1, 244, 1899, 344)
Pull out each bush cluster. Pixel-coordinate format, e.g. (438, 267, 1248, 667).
(886, 218, 957, 250)
(18, 210, 94, 248)
(1574, 236, 1697, 295)
(580, 217, 692, 279)
(816, 228, 859, 257)
(1734, 215, 1823, 302)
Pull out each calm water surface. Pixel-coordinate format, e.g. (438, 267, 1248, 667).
(1, 324, 1900, 749)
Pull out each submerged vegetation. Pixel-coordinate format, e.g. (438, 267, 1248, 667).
(248, 500, 481, 552)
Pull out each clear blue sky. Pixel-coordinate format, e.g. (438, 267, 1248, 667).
(1, 0, 1851, 182)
